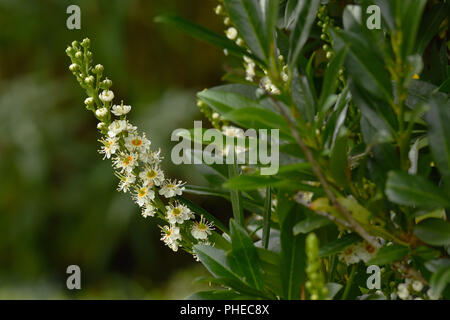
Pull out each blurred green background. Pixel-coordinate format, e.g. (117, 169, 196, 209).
(0, 0, 230, 299)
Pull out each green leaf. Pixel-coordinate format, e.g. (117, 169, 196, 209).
(154, 14, 262, 64)
(319, 233, 361, 257)
(225, 175, 282, 190)
(293, 214, 332, 236)
(326, 282, 344, 299)
(329, 132, 349, 188)
(288, 0, 320, 67)
(385, 171, 450, 209)
(277, 192, 306, 299)
(429, 265, 450, 299)
(198, 89, 264, 114)
(414, 218, 450, 246)
(332, 24, 392, 103)
(291, 70, 317, 123)
(367, 244, 409, 265)
(319, 47, 348, 111)
(224, 0, 272, 64)
(228, 163, 244, 226)
(425, 96, 450, 186)
(227, 220, 265, 290)
(193, 245, 240, 280)
(415, 2, 449, 55)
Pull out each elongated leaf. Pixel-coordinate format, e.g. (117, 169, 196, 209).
(154, 14, 262, 64)
(227, 220, 265, 290)
(291, 70, 317, 123)
(385, 171, 450, 209)
(319, 47, 348, 111)
(319, 233, 361, 257)
(425, 96, 450, 186)
(224, 0, 271, 64)
(193, 245, 240, 280)
(277, 192, 306, 299)
(429, 265, 450, 298)
(367, 244, 409, 265)
(415, 2, 449, 55)
(228, 163, 244, 226)
(288, 0, 320, 67)
(414, 218, 450, 246)
(329, 132, 349, 188)
(293, 214, 331, 235)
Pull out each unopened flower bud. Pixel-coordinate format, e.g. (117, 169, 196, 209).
(214, 5, 223, 15)
(69, 63, 78, 72)
(225, 27, 238, 40)
(84, 97, 94, 106)
(85, 76, 95, 85)
(71, 40, 79, 48)
(102, 78, 113, 89)
(75, 51, 83, 59)
(94, 64, 104, 73)
(95, 107, 108, 118)
(224, 17, 231, 26)
(97, 122, 106, 130)
(81, 38, 90, 48)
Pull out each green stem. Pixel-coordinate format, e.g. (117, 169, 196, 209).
(341, 264, 357, 300)
(262, 187, 272, 249)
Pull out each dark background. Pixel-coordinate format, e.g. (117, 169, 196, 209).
(0, 0, 230, 298)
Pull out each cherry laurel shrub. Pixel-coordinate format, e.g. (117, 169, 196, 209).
(67, 0, 450, 300)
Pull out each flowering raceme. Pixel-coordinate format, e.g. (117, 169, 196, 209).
(66, 38, 213, 255)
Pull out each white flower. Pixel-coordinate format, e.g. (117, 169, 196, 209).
(161, 225, 182, 252)
(95, 107, 108, 118)
(222, 126, 244, 138)
(337, 242, 377, 265)
(338, 245, 360, 265)
(111, 104, 131, 116)
(84, 97, 94, 106)
(397, 283, 410, 300)
(159, 179, 185, 198)
(426, 288, 440, 300)
(113, 152, 139, 173)
(133, 185, 155, 207)
(98, 136, 119, 159)
(139, 165, 164, 187)
(99, 90, 114, 102)
(107, 120, 136, 137)
(225, 27, 238, 40)
(261, 76, 280, 95)
(191, 216, 214, 240)
(97, 122, 106, 130)
(412, 280, 423, 292)
(124, 132, 151, 153)
(115, 172, 136, 193)
(165, 202, 193, 225)
(142, 203, 156, 218)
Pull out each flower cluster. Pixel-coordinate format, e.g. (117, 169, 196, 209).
(394, 278, 439, 300)
(66, 38, 214, 256)
(338, 241, 377, 265)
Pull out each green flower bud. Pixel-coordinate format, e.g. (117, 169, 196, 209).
(71, 40, 79, 48)
(85, 76, 95, 85)
(102, 78, 113, 89)
(75, 51, 83, 59)
(69, 63, 79, 72)
(326, 51, 333, 59)
(81, 38, 90, 48)
(94, 64, 104, 74)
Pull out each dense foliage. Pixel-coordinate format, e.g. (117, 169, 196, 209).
(69, 0, 450, 300)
